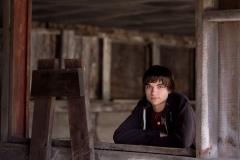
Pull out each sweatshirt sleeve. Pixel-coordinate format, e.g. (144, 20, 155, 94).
(113, 97, 195, 148)
(149, 100, 196, 148)
(113, 101, 160, 145)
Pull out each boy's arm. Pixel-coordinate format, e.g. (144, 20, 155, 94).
(148, 100, 195, 148)
(113, 101, 160, 145)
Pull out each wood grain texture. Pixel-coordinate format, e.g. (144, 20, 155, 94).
(102, 37, 111, 101)
(95, 150, 196, 160)
(29, 97, 56, 160)
(195, 0, 219, 158)
(11, 0, 31, 139)
(60, 34, 101, 99)
(218, 1, 240, 159)
(0, 0, 11, 143)
(219, 0, 240, 10)
(65, 59, 95, 160)
(152, 41, 160, 65)
(160, 46, 195, 100)
(218, 22, 240, 159)
(31, 69, 82, 97)
(204, 10, 240, 22)
(94, 142, 196, 157)
(29, 59, 58, 160)
(110, 41, 148, 99)
(32, 0, 195, 36)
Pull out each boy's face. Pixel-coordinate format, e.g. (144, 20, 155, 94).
(145, 80, 170, 112)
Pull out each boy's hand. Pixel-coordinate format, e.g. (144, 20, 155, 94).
(160, 132, 167, 137)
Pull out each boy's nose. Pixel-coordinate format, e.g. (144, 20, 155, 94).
(151, 87, 157, 95)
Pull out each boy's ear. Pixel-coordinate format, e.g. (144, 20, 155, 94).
(168, 89, 171, 94)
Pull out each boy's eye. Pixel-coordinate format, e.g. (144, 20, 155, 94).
(146, 85, 151, 89)
(158, 85, 164, 88)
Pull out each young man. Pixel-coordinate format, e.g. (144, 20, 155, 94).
(113, 65, 195, 148)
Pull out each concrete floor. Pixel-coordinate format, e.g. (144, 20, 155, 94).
(29, 100, 132, 143)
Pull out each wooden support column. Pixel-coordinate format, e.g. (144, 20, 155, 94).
(218, 1, 240, 159)
(197, 0, 240, 159)
(65, 59, 95, 160)
(196, 0, 219, 158)
(0, 0, 10, 143)
(10, 0, 32, 139)
(29, 59, 58, 160)
(151, 41, 161, 65)
(102, 37, 111, 101)
(1, 0, 31, 142)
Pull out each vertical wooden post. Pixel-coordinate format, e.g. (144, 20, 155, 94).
(29, 59, 59, 160)
(10, 0, 32, 139)
(102, 37, 111, 101)
(196, 0, 219, 158)
(65, 59, 95, 160)
(218, 0, 240, 158)
(0, 0, 11, 143)
(152, 41, 161, 65)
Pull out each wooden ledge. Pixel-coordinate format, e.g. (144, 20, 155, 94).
(0, 141, 196, 159)
(203, 9, 240, 22)
(51, 140, 195, 157)
(94, 142, 196, 157)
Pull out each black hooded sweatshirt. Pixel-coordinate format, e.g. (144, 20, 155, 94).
(113, 91, 196, 149)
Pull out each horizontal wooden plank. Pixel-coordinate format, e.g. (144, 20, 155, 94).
(0, 143, 238, 160)
(94, 142, 196, 157)
(203, 9, 240, 22)
(95, 150, 196, 160)
(37, 59, 59, 70)
(51, 140, 195, 157)
(31, 68, 84, 97)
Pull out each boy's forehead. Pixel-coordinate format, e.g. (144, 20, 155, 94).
(147, 80, 163, 84)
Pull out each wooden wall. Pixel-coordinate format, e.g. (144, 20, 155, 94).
(110, 41, 150, 100)
(31, 29, 102, 100)
(30, 28, 196, 102)
(160, 46, 195, 100)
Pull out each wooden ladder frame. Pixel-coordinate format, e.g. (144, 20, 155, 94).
(29, 59, 94, 160)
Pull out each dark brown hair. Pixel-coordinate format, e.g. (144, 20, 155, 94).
(142, 65, 175, 92)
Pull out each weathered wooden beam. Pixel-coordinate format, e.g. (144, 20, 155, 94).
(94, 142, 196, 157)
(203, 10, 240, 22)
(218, 21, 240, 159)
(196, 0, 219, 158)
(1, 142, 240, 160)
(219, 0, 240, 10)
(65, 59, 95, 160)
(102, 37, 111, 101)
(10, 0, 32, 139)
(152, 41, 161, 65)
(29, 59, 58, 160)
(95, 150, 196, 160)
(31, 69, 84, 97)
(0, 0, 11, 143)
(51, 140, 195, 157)
(217, 1, 240, 159)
